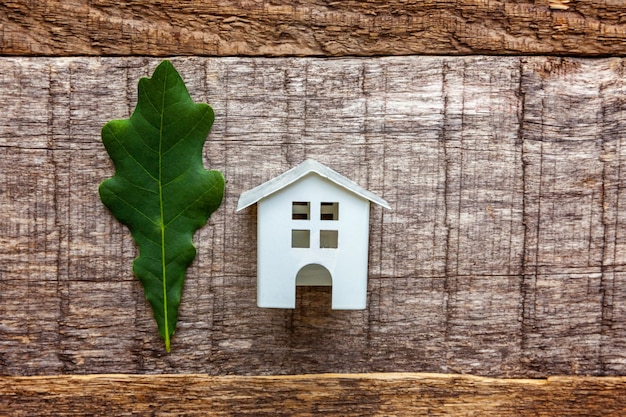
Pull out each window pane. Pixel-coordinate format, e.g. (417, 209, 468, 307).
(292, 230, 310, 248)
(292, 202, 310, 220)
(320, 230, 338, 248)
(320, 202, 339, 220)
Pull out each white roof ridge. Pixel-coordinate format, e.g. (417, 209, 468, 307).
(236, 159, 391, 211)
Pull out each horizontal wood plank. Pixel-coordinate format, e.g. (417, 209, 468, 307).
(1, 57, 626, 377)
(2, 1, 626, 56)
(2, 373, 626, 416)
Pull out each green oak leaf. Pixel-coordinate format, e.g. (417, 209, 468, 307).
(99, 60, 224, 352)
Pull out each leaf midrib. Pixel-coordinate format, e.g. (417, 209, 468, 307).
(158, 72, 170, 353)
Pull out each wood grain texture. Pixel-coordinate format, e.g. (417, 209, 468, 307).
(2, 0, 626, 57)
(2, 373, 626, 416)
(1, 56, 626, 378)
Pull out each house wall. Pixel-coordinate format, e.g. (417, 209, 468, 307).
(256, 174, 371, 309)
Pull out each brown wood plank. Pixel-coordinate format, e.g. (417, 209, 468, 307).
(2, 1, 626, 57)
(2, 373, 626, 416)
(1, 57, 625, 377)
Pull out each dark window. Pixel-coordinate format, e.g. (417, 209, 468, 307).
(320, 202, 339, 220)
(292, 202, 310, 220)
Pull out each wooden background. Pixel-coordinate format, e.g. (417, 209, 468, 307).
(3, 373, 626, 416)
(3, 0, 626, 415)
(2, 54, 626, 378)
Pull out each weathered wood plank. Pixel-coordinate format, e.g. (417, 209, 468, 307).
(1, 57, 625, 377)
(2, 373, 626, 416)
(2, 1, 626, 57)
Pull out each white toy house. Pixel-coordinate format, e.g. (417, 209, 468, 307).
(237, 159, 390, 309)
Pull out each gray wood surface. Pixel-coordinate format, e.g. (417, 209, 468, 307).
(0, 56, 625, 377)
(2, 1, 626, 57)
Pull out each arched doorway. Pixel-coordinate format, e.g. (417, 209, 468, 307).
(295, 264, 332, 286)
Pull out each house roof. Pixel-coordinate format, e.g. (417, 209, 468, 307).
(236, 159, 391, 211)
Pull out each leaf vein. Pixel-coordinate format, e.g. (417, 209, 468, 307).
(161, 107, 212, 158)
(102, 185, 160, 228)
(164, 179, 222, 228)
(108, 128, 158, 182)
